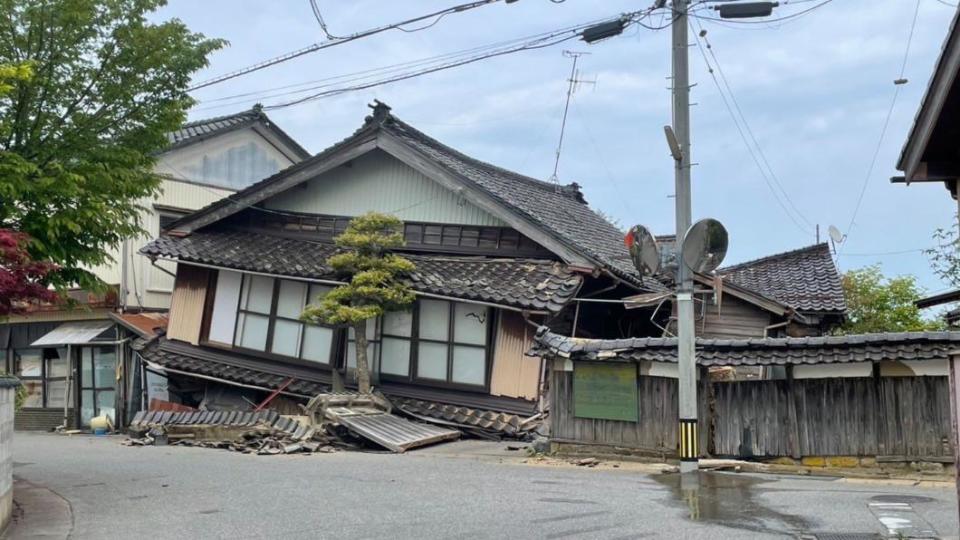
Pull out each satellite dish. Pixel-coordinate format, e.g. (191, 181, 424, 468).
(624, 225, 661, 276)
(828, 225, 844, 244)
(681, 218, 729, 274)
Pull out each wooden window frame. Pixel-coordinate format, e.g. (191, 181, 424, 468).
(228, 275, 340, 369)
(377, 300, 494, 393)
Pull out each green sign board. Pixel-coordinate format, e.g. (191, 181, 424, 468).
(573, 362, 638, 422)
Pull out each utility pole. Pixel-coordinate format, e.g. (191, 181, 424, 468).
(581, 0, 779, 476)
(670, 0, 698, 475)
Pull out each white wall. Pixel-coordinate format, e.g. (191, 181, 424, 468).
(90, 124, 303, 311)
(264, 149, 505, 226)
(793, 363, 873, 379)
(154, 127, 297, 191)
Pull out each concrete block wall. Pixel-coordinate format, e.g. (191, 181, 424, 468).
(0, 387, 15, 533)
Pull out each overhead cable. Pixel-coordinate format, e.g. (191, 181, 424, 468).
(189, 0, 505, 91)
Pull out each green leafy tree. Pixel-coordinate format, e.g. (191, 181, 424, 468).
(838, 265, 943, 334)
(301, 213, 416, 394)
(926, 214, 960, 289)
(0, 0, 224, 290)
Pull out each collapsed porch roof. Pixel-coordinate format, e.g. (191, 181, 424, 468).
(141, 228, 583, 313)
(136, 337, 535, 434)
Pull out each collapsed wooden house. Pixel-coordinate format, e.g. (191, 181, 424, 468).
(131, 101, 940, 454)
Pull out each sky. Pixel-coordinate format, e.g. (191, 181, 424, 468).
(157, 0, 959, 295)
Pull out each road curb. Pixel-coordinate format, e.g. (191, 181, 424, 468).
(3, 478, 72, 539)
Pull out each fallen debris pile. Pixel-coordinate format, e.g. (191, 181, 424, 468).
(127, 410, 339, 455)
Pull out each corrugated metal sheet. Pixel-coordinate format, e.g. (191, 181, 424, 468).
(337, 412, 459, 452)
(263, 150, 505, 226)
(166, 265, 210, 345)
(490, 311, 541, 399)
(31, 320, 115, 346)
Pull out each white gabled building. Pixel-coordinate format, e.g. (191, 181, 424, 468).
(2, 107, 310, 431)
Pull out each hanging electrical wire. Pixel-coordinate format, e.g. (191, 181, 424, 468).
(192, 23, 609, 112)
(839, 0, 922, 253)
(259, 9, 656, 110)
(189, 0, 506, 91)
(689, 21, 815, 236)
(693, 18, 816, 234)
(689, 0, 835, 25)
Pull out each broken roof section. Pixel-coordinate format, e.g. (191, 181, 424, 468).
(137, 337, 535, 436)
(718, 243, 846, 315)
(532, 327, 960, 367)
(141, 229, 582, 313)
(165, 105, 311, 161)
(110, 312, 169, 339)
(161, 101, 661, 292)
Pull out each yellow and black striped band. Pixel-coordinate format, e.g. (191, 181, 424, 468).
(679, 419, 698, 461)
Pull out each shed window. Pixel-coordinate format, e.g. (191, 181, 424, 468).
(232, 276, 336, 365)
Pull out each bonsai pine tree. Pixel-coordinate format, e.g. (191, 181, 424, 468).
(302, 212, 415, 394)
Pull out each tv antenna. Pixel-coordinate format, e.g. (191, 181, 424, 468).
(549, 50, 596, 188)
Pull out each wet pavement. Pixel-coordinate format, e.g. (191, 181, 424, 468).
(9, 433, 960, 539)
(652, 471, 812, 535)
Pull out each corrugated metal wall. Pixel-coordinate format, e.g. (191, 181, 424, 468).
(166, 265, 210, 345)
(490, 311, 541, 400)
(264, 150, 506, 226)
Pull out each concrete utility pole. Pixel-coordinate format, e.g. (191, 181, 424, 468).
(670, 0, 698, 475)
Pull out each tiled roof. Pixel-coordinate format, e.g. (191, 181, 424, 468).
(718, 243, 846, 314)
(138, 338, 330, 396)
(531, 327, 960, 367)
(141, 229, 582, 312)
(165, 106, 311, 160)
(391, 397, 526, 436)
(161, 103, 665, 293)
(381, 114, 664, 291)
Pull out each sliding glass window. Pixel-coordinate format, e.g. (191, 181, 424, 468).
(233, 275, 336, 365)
(356, 299, 490, 389)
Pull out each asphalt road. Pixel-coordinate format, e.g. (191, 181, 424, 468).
(10, 433, 960, 539)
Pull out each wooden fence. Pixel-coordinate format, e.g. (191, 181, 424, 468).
(550, 369, 953, 459)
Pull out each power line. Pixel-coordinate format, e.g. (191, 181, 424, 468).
(694, 18, 815, 232)
(189, 0, 505, 91)
(689, 21, 814, 236)
(837, 248, 926, 257)
(192, 25, 601, 112)
(840, 0, 921, 252)
(690, 0, 835, 25)
(261, 10, 655, 111)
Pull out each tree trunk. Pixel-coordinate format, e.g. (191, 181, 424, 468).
(353, 320, 371, 394)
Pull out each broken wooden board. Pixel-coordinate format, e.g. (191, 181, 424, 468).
(336, 412, 460, 453)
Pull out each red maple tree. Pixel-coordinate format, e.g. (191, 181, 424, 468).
(0, 229, 58, 316)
